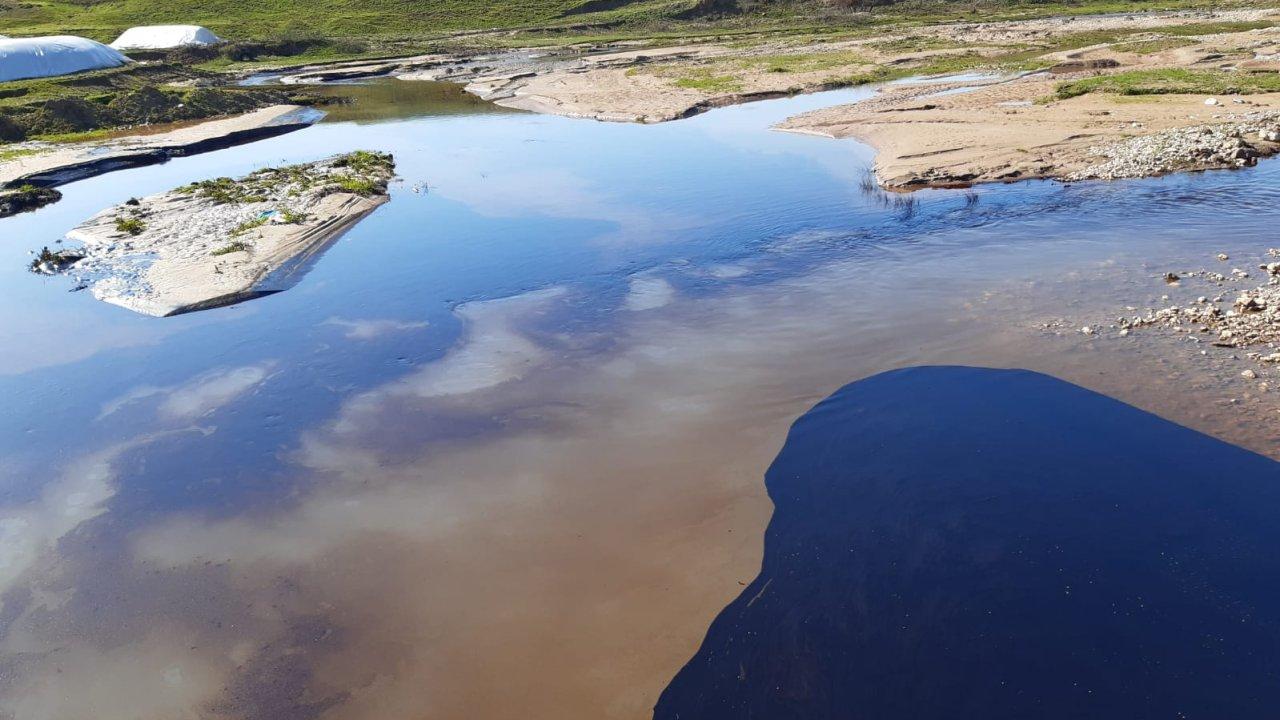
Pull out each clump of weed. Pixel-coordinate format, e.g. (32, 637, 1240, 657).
(177, 150, 393, 217)
(857, 168, 879, 194)
(231, 216, 269, 236)
(278, 208, 308, 223)
(331, 150, 394, 175)
(115, 215, 145, 235)
(332, 177, 381, 196)
(1110, 37, 1196, 55)
(673, 71, 743, 93)
(29, 245, 85, 273)
(211, 241, 250, 256)
(177, 177, 269, 204)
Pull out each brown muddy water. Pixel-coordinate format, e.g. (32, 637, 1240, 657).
(2, 79, 1279, 719)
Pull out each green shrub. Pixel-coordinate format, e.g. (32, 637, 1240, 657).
(114, 215, 145, 235)
(231, 216, 268, 235)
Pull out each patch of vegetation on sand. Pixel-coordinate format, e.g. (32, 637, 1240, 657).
(331, 177, 383, 196)
(869, 35, 983, 54)
(644, 47, 891, 95)
(672, 69, 744, 94)
(51, 149, 396, 316)
(176, 176, 269, 205)
(178, 150, 395, 204)
(1110, 36, 1198, 54)
(1159, 20, 1275, 36)
(230, 216, 269, 236)
(0, 183, 61, 218)
(0, 146, 43, 162)
(736, 50, 872, 74)
(278, 208, 308, 223)
(211, 240, 250, 256)
(1055, 68, 1280, 100)
(889, 20, 1277, 77)
(114, 215, 146, 235)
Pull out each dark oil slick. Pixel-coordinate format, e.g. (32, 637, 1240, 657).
(657, 366, 1280, 719)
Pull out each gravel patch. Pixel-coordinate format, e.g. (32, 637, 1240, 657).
(1070, 112, 1280, 181)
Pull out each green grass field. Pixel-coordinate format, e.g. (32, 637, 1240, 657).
(0, 0, 1272, 47)
(0, 0, 700, 43)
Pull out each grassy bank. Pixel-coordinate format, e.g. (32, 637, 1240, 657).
(0, 64, 323, 142)
(1056, 68, 1280, 99)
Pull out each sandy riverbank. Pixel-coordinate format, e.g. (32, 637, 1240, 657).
(0, 105, 324, 208)
(47, 150, 393, 316)
(395, 8, 1280, 185)
(771, 12, 1280, 188)
(779, 77, 1280, 189)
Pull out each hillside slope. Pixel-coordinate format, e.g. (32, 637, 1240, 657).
(0, 0, 1258, 44)
(3, 0, 703, 41)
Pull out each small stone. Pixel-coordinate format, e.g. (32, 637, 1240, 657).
(1164, 272, 1180, 284)
(1217, 253, 1229, 261)
(1236, 293, 1266, 312)
(1205, 98, 1220, 106)
(1243, 369, 1258, 379)
(1118, 328, 1129, 337)
(1080, 326, 1094, 335)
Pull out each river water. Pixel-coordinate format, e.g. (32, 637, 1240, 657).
(2, 79, 1280, 719)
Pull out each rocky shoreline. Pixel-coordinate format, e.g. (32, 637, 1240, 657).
(38, 150, 394, 316)
(1068, 112, 1280, 181)
(1074, 249, 1280, 397)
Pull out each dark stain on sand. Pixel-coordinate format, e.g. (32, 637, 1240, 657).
(656, 366, 1280, 719)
